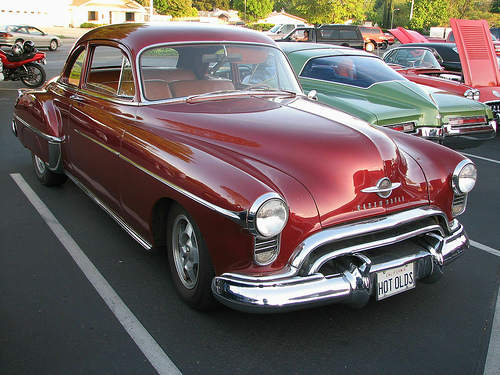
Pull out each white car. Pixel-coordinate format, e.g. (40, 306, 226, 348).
(0, 25, 62, 51)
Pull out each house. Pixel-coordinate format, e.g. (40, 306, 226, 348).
(69, 0, 147, 27)
(0, 0, 71, 27)
(198, 9, 240, 24)
(258, 11, 307, 26)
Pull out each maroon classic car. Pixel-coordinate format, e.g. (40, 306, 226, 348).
(12, 23, 477, 313)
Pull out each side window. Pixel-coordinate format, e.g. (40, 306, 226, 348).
(340, 30, 358, 40)
(28, 27, 43, 36)
(86, 45, 135, 99)
(64, 48, 86, 87)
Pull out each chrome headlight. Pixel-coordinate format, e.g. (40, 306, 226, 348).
(452, 160, 477, 195)
(248, 193, 288, 238)
(464, 89, 480, 101)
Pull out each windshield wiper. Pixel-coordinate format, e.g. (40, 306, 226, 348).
(186, 88, 296, 103)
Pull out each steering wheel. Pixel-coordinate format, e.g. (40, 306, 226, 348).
(411, 58, 424, 67)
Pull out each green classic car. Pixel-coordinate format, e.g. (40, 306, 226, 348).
(280, 42, 497, 148)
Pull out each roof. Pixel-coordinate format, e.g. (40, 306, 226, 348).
(70, 0, 145, 10)
(260, 11, 307, 24)
(75, 23, 277, 55)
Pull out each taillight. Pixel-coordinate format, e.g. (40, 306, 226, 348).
(387, 122, 415, 132)
(0, 32, 13, 37)
(448, 115, 487, 126)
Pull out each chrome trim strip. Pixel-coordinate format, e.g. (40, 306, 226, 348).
(71, 128, 247, 226)
(73, 128, 120, 156)
(66, 173, 153, 250)
(118, 153, 247, 226)
(14, 114, 64, 143)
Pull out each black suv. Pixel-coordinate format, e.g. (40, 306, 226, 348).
(278, 24, 365, 50)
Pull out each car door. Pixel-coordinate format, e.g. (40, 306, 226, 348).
(66, 44, 138, 214)
(26, 27, 49, 47)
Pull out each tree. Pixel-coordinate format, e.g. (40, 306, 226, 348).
(408, 0, 449, 30)
(193, 0, 231, 11)
(155, 0, 199, 17)
(291, 0, 366, 24)
(233, 0, 274, 22)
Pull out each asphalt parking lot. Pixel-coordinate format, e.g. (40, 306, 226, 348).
(1, 37, 499, 374)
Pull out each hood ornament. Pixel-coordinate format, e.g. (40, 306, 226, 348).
(361, 177, 401, 198)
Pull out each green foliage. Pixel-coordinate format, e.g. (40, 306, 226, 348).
(192, 0, 231, 11)
(246, 23, 275, 31)
(233, 0, 274, 22)
(155, 0, 198, 17)
(80, 22, 107, 28)
(408, 0, 449, 30)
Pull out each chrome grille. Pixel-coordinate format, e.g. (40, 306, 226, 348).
(452, 194, 467, 215)
(485, 101, 500, 118)
(254, 235, 280, 255)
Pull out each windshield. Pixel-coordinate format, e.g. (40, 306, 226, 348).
(300, 55, 406, 88)
(139, 43, 300, 101)
(269, 25, 281, 33)
(383, 48, 442, 69)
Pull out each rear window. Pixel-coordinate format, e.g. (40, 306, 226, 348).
(300, 55, 405, 88)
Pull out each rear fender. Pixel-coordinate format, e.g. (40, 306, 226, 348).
(14, 90, 64, 173)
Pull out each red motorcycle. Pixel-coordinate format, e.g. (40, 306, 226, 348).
(0, 41, 46, 87)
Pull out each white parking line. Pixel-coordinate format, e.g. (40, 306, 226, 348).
(462, 152, 500, 165)
(470, 240, 500, 375)
(10, 173, 182, 375)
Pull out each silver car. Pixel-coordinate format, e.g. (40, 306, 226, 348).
(0, 25, 62, 51)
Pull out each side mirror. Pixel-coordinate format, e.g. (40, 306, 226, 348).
(307, 90, 318, 101)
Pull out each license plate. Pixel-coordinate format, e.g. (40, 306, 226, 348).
(376, 263, 415, 300)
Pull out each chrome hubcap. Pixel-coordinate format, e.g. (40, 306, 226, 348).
(172, 214, 199, 289)
(34, 155, 46, 174)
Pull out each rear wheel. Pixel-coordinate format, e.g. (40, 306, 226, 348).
(20, 63, 46, 88)
(167, 203, 215, 310)
(365, 41, 376, 52)
(380, 41, 388, 50)
(32, 153, 67, 186)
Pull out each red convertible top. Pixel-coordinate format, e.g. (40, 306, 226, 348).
(388, 27, 429, 44)
(450, 18, 500, 87)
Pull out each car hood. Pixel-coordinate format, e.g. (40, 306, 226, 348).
(140, 95, 430, 227)
(308, 80, 441, 127)
(450, 18, 500, 87)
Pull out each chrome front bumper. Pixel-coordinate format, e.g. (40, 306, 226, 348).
(212, 208, 469, 313)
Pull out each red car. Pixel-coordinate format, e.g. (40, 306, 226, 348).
(12, 23, 477, 313)
(385, 19, 500, 125)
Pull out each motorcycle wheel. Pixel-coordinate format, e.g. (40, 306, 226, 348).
(20, 63, 46, 88)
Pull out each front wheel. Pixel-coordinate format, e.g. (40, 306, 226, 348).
(49, 39, 58, 51)
(32, 153, 67, 186)
(21, 63, 46, 88)
(167, 203, 215, 310)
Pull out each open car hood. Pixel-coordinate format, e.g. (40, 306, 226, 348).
(388, 27, 429, 44)
(450, 18, 500, 87)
